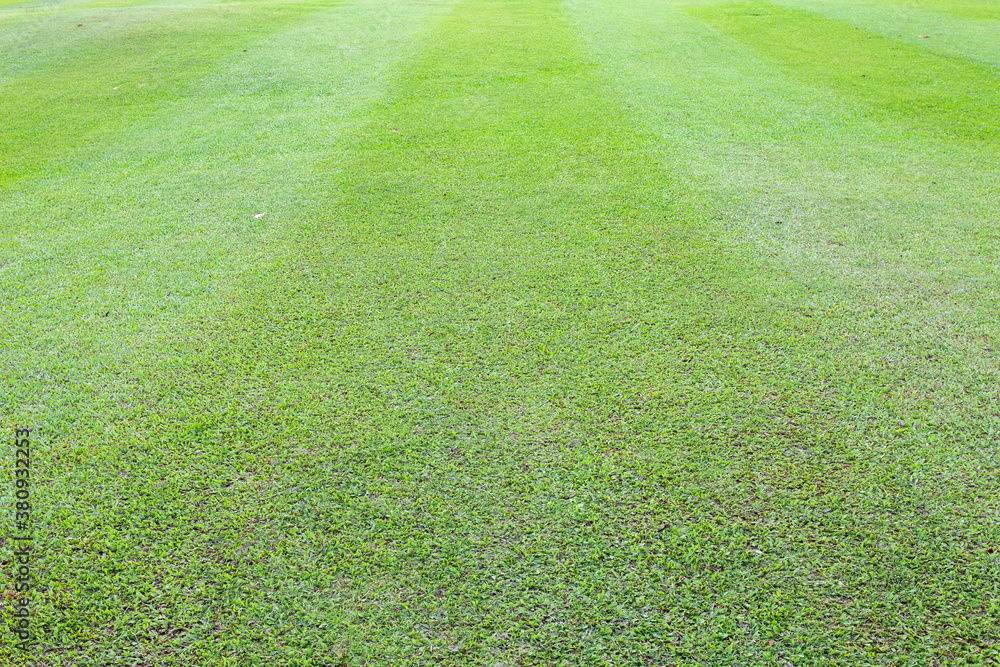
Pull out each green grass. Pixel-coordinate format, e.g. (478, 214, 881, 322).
(868, 0, 1000, 21)
(2, 0, 999, 665)
(692, 2, 1000, 142)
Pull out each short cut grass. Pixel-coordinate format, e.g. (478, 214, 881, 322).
(1, 0, 998, 664)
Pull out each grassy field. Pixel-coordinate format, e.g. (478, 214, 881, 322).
(2, 0, 998, 664)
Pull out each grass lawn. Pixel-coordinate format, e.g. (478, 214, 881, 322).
(1, 0, 998, 664)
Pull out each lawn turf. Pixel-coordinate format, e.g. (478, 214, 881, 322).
(2, 0, 999, 664)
